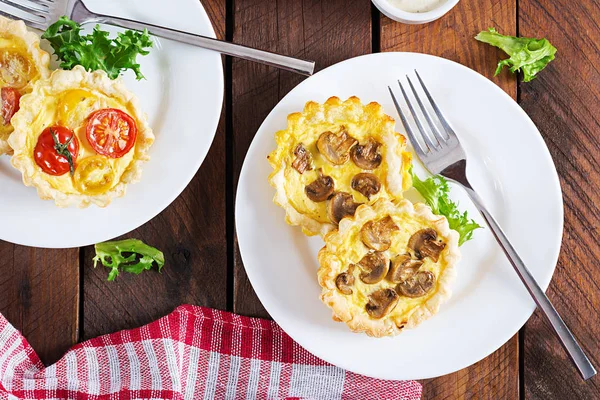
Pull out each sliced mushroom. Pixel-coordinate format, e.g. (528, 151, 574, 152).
(305, 173, 335, 202)
(407, 228, 446, 262)
(351, 173, 381, 200)
(350, 138, 382, 170)
(316, 128, 358, 165)
(327, 192, 361, 224)
(291, 143, 312, 174)
(396, 271, 436, 298)
(357, 252, 389, 284)
(360, 216, 399, 251)
(365, 288, 399, 319)
(335, 265, 355, 295)
(387, 254, 423, 283)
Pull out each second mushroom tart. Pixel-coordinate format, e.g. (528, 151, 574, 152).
(268, 96, 413, 236)
(8, 66, 154, 207)
(317, 199, 461, 337)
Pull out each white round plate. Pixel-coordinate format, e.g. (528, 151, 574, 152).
(236, 52, 563, 380)
(0, 0, 223, 248)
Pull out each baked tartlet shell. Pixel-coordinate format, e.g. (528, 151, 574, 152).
(8, 66, 154, 208)
(317, 199, 461, 337)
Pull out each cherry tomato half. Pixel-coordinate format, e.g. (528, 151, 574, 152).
(86, 108, 137, 158)
(73, 156, 115, 195)
(34, 126, 79, 176)
(1, 87, 20, 126)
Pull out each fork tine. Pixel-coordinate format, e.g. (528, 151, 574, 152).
(414, 70, 457, 141)
(398, 78, 440, 152)
(0, 7, 46, 29)
(406, 75, 448, 145)
(388, 86, 429, 160)
(0, 1, 47, 21)
(2, 0, 49, 12)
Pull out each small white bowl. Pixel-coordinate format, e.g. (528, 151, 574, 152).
(372, 0, 460, 24)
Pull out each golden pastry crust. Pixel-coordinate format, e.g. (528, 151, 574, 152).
(8, 66, 154, 208)
(0, 16, 50, 155)
(317, 199, 461, 337)
(268, 96, 413, 237)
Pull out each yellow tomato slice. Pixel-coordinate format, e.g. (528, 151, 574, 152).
(73, 156, 115, 195)
(57, 89, 99, 129)
(0, 50, 34, 89)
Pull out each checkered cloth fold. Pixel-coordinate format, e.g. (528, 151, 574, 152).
(0, 305, 421, 399)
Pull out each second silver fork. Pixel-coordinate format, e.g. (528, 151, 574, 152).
(389, 70, 596, 380)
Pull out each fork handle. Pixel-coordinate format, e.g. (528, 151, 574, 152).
(463, 186, 596, 380)
(72, 7, 315, 76)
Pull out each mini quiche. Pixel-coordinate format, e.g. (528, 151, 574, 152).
(317, 199, 460, 337)
(8, 66, 154, 208)
(0, 16, 50, 155)
(268, 96, 413, 236)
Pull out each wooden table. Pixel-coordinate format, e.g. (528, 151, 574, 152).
(1, 0, 598, 398)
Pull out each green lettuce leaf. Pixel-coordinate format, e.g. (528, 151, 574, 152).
(42, 16, 152, 80)
(475, 28, 556, 82)
(93, 238, 165, 281)
(411, 170, 482, 246)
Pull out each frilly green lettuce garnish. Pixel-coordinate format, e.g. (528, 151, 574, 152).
(411, 170, 482, 246)
(476, 28, 556, 82)
(93, 239, 165, 281)
(42, 16, 153, 80)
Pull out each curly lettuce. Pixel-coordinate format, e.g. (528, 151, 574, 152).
(93, 239, 165, 281)
(42, 16, 153, 80)
(476, 28, 556, 82)
(411, 170, 482, 246)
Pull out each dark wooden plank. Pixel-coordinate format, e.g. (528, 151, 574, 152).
(82, 0, 228, 339)
(379, 1, 519, 397)
(0, 244, 79, 365)
(232, 0, 373, 317)
(519, 0, 600, 397)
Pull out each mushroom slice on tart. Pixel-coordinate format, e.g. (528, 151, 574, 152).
(305, 170, 335, 202)
(351, 137, 382, 170)
(360, 215, 399, 251)
(317, 199, 461, 337)
(357, 252, 389, 284)
(8, 66, 154, 208)
(327, 191, 361, 225)
(408, 228, 447, 262)
(268, 96, 413, 236)
(0, 16, 50, 155)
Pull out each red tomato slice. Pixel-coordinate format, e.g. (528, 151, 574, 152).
(34, 126, 79, 176)
(86, 108, 137, 158)
(1, 87, 21, 126)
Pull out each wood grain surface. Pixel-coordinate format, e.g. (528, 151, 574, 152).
(519, 0, 600, 397)
(380, 0, 519, 397)
(2, 0, 600, 398)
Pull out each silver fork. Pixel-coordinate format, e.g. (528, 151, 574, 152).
(0, 0, 315, 76)
(389, 71, 596, 380)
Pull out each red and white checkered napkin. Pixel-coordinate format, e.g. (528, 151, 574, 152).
(0, 305, 422, 400)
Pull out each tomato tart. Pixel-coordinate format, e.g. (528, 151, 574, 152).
(0, 16, 50, 155)
(8, 66, 154, 207)
(268, 96, 413, 236)
(317, 199, 460, 337)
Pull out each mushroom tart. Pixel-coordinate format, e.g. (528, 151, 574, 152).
(268, 96, 413, 236)
(317, 199, 460, 337)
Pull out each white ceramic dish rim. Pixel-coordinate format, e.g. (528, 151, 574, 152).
(372, 0, 460, 24)
(236, 52, 563, 380)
